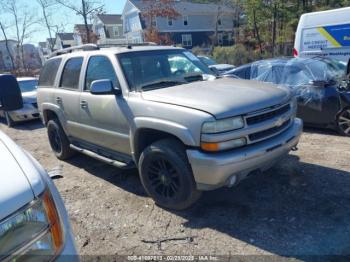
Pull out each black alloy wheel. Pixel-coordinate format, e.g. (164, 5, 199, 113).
(337, 108, 350, 136)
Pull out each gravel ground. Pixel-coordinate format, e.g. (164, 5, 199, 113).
(1, 119, 350, 259)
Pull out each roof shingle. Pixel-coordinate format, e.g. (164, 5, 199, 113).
(97, 14, 122, 25)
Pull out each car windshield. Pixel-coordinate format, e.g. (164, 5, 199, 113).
(18, 80, 38, 93)
(118, 50, 213, 91)
(199, 56, 217, 66)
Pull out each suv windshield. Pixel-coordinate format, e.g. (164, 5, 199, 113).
(18, 80, 38, 93)
(118, 50, 213, 91)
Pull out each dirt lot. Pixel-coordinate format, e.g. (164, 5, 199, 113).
(1, 119, 350, 259)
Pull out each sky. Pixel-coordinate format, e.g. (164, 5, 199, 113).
(0, 0, 127, 45)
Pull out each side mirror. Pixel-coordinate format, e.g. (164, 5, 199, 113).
(90, 79, 121, 95)
(0, 74, 23, 111)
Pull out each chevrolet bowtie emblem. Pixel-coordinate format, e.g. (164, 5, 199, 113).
(275, 118, 284, 127)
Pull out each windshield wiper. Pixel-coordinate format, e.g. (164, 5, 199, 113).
(184, 73, 204, 83)
(141, 79, 187, 90)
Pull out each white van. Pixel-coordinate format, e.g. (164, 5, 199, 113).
(294, 7, 350, 62)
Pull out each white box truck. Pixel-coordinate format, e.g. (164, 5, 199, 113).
(294, 7, 350, 62)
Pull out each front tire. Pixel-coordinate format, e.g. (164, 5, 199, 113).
(5, 112, 15, 127)
(337, 108, 350, 137)
(139, 139, 201, 210)
(47, 119, 76, 160)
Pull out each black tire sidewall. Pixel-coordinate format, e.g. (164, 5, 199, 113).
(139, 140, 200, 210)
(47, 119, 73, 160)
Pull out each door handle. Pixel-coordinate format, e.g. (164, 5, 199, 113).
(56, 97, 62, 104)
(80, 100, 88, 108)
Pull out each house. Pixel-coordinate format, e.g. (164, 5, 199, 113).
(38, 38, 55, 64)
(54, 33, 76, 50)
(22, 44, 42, 70)
(74, 24, 94, 45)
(93, 14, 127, 45)
(38, 41, 49, 64)
(0, 41, 41, 71)
(46, 38, 55, 51)
(122, 0, 237, 48)
(0, 40, 17, 72)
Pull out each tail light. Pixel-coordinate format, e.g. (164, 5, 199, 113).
(293, 48, 298, 57)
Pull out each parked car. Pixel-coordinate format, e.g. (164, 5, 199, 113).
(224, 57, 350, 136)
(37, 44, 302, 210)
(0, 74, 77, 261)
(0, 77, 40, 127)
(198, 55, 235, 75)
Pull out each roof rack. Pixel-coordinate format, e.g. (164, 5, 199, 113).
(98, 42, 158, 49)
(49, 44, 99, 58)
(49, 42, 159, 58)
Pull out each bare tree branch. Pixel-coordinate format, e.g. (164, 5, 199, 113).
(55, 0, 104, 43)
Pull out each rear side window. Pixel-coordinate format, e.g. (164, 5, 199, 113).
(60, 57, 83, 90)
(38, 58, 62, 86)
(85, 56, 118, 91)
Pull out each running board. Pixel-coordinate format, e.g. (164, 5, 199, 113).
(70, 144, 134, 169)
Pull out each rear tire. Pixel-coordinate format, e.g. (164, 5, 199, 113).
(47, 119, 76, 160)
(139, 138, 202, 210)
(5, 112, 15, 127)
(337, 108, 350, 137)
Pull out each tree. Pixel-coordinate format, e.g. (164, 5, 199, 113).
(5, 0, 37, 71)
(55, 0, 104, 43)
(141, 0, 180, 44)
(0, 21, 15, 70)
(36, 0, 57, 52)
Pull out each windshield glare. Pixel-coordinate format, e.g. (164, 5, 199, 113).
(18, 80, 38, 93)
(118, 50, 213, 91)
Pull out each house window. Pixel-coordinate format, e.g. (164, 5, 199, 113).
(114, 26, 120, 37)
(218, 33, 223, 45)
(182, 34, 192, 47)
(151, 17, 157, 27)
(168, 17, 173, 26)
(183, 16, 188, 26)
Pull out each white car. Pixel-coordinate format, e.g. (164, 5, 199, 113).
(0, 77, 40, 127)
(0, 130, 77, 260)
(198, 56, 235, 75)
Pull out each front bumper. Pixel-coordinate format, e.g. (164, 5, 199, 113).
(187, 118, 303, 190)
(8, 104, 40, 122)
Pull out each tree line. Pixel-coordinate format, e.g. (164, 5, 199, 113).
(191, 0, 350, 57)
(0, 0, 103, 74)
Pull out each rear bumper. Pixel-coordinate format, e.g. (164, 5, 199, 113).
(187, 118, 303, 190)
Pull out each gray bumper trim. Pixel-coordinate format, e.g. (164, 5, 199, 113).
(187, 118, 303, 190)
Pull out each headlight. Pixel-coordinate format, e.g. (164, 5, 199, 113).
(0, 190, 63, 260)
(202, 116, 244, 134)
(201, 137, 247, 152)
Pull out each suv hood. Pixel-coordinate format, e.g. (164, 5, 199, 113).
(141, 78, 291, 119)
(0, 132, 45, 221)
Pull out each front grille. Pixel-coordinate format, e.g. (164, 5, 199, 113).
(246, 104, 290, 125)
(32, 102, 38, 108)
(249, 119, 291, 142)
